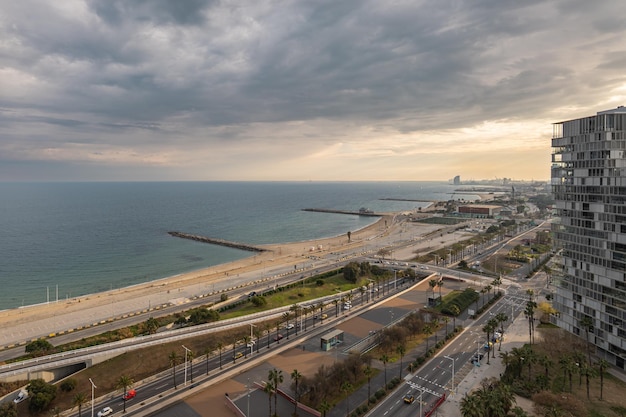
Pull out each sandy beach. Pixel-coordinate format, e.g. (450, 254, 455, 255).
(0, 196, 480, 349)
(0, 213, 402, 347)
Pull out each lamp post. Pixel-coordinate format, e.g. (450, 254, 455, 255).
(249, 324, 256, 356)
(247, 378, 251, 417)
(89, 378, 96, 417)
(444, 355, 455, 395)
(182, 345, 191, 386)
(417, 386, 425, 417)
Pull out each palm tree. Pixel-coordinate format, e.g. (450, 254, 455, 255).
(291, 369, 302, 416)
(72, 392, 87, 417)
(359, 286, 366, 304)
(449, 304, 460, 331)
(364, 366, 373, 403)
(263, 380, 274, 417)
(168, 351, 179, 389)
(482, 321, 495, 365)
(578, 316, 594, 365)
(341, 381, 353, 417)
(524, 299, 537, 345)
(443, 316, 450, 337)
(396, 344, 406, 379)
(186, 349, 195, 382)
(243, 335, 251, 358)
(333, 299, 340, 317)
(488, 318, 499, 358)
(264, 323, 272, 348)
(203, 347, 212, 375)
(269, 368, 283, 414)
(380, 354, 389, 387)
(217, 342, 224, 369)
(597, 359, 609, 400)
(318, 400, 331, 417)
(460, 393, 482, 417)
(521, 346, 537, 382)
(290, 304, 300, 335)
(582, 362, 597, 400)
(495, 313, 508, 351)
(423, 324, 433, 352)
(428, 279, 438, 302)
(480, 288, 487, 308)
(436, 279, 444, 300)
(432, 317, 440, 344)
(116, 375, 134, 413)
(538, 354, 553, 379)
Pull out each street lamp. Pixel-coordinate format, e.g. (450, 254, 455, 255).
(89, 378, 96, 417)
(247, 378, 251, 417)
(417, 386, 426, 417)
(182, 345, 191, 386)
(249, 324, 256, 356)
(444, 355, 455, 395)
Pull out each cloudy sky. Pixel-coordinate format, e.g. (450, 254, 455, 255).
(1, 0, 625, 182)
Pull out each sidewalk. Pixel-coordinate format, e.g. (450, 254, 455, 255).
(437, 313, 530, 417)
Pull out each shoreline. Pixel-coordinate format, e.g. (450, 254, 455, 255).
(0, 214, 394, 334)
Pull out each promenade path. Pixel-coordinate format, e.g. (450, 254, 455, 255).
(0, 212, 471, 350)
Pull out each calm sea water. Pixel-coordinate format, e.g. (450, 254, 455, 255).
(0, 181, 476, 310)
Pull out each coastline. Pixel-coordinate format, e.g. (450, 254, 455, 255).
(0, 214, 395, 340)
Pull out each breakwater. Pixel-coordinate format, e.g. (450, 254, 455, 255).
(302, 208, 381, 217)
(168, 232, 269, 253)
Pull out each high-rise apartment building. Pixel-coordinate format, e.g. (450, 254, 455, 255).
(551, 106, 626, 370)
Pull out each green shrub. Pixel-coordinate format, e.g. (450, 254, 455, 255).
(220, 293, 228, 302)
(60, 379, 76, 392)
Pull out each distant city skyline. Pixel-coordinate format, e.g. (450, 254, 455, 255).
(2, 1, 626, 182)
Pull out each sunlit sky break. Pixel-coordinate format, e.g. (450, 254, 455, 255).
(2, 0, 626, 182)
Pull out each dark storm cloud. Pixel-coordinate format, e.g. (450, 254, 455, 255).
(1, 0, 626, 181)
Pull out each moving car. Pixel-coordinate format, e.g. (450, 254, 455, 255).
(122, 389, 136, 400)
(233, 352, 243, 360)
(285, 323, 295, 330)
(97, 407, 113, 417)
(403, 394, 415, 404)
(13, 391, 27, 404)
(274, 334, 283, 341)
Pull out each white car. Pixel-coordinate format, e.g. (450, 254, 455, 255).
(13, 391, 27, 404)
(97, 407, 113, 417)
(285, 323, 295, 330)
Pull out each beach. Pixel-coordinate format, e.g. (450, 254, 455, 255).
(0, 214, 403, 348)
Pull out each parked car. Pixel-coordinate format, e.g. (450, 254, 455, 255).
(403, 394, 415, 404)
(97, 407, 113, 417)
(122, 389, 136, 400)
(274, 334, 283, 341)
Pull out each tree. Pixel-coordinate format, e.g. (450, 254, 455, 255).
(269, 368, 283, 415)
(380, 354, 389, 387)
(291, 369, 302, 417)
(460, 393, 482, 417)
(437, 279, 444, 300)
(423, 324, 433, 352)
(443, 316, 450, 337)
(482, 321, 495, 365)
(578, 316, 594, 365)
(397, 344, 406, 379)
(347, 231, 352, 242)
(116, 375, 134, 413)
(449, 305, 460, 330)
(318, 400, 331, 417)
(72, 392, 87, 417)
(217, 342, 224, 369)
(263, 381, 274, 417)
(168, 351, 180, 389)
(495, 313, 508, 351)
(333, 299, 340, 317)
(0, 403, 17, 417)
(524, 291, 537, 345)
(343, 262, 359, 283)
(145, 317, 159, 334)
(25, 339, 54, 356)
(597, 359, 609, 400)
(341, 381, 352, 417)
(203, 347, 212, 375)
(364, 366, 373, 403)
(186, 349, 195, 382)
(26, 379, 57, 413)
(429, 279, 438, 301)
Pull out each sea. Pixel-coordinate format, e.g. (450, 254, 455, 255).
(0, 181, 479, 310)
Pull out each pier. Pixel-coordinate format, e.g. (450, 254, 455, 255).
(301, 208, 381, 217)
(167, 232, 269, 253)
